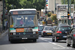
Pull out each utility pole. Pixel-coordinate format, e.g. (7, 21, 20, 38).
(70, 0, 71, 25)
(45, 0, 48, 15)
(68, 0, 70, 25)
(55, 0, 56, 14)
(2, 0, 5, 30)
(45, 0, 48, 25)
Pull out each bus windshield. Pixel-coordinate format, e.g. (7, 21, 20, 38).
(10, 15, 36, 28)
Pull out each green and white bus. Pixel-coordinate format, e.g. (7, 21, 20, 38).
(8, 9, 38, 42)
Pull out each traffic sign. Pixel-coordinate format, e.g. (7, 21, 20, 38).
(46, 4, 48, 6)
(46, 2, 48, 4)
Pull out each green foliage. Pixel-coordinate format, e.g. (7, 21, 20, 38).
(47, 12, 52, 17)
(5, 0, 45, 11)
(51, 14, 57, 21)
(61, 0, 75, 4)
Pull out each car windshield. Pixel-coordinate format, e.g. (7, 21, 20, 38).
(38, 26, 44, 30)
(44, 27, 54, 30)
(59, 26, 71, 31)
(10, 15, 35, 27)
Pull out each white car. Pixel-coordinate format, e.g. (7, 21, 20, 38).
(41, 26, 54, 37)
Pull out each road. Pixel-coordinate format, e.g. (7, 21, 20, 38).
(0, 34, 75, 50)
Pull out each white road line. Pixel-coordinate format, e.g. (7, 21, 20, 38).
(51, 43, 65, 48)
(21, 44, 28, 50)
(40, 38, 68, 49)
(39, 37, 73, 49)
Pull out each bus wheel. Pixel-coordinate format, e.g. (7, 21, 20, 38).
(10, 40, 13, 43)
(9, 38, 10, 41)
(33, 39, 36, 42)
(10, 40, 14, 43)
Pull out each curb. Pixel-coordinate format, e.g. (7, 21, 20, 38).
(0, 30, 8, 39)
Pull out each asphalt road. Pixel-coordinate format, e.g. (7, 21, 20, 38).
(0, 34, 75, 50)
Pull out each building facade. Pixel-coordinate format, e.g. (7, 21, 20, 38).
(48, 0, 61, 13)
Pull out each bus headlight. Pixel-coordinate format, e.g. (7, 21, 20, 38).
(33, 32, 35, 34)
(13, 33, 16, 35)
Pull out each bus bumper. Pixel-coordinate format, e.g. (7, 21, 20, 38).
(9, 34, 39, 40)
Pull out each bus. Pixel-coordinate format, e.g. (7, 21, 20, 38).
(8, 9, 38, 42)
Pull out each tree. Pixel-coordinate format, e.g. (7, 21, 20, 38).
(47, 12, 52, 17)
(51, 14, 57, 21)
(61, 0, 75, 4)
(5, 0, 45, 11)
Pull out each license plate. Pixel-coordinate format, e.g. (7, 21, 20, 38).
(47, 33, 51, 35)
(63, 36, 67, 38)
(22, 38, 27, 39)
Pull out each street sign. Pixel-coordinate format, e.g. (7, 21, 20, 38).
(46, 4, 48, 6)
(46, 0, 48, 8)
(46, 2, 48, 4)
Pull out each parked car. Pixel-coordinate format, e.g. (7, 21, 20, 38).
(66, 28, 75, 48)
(52, 24, 72, 42)
(41, 26, 54, 37)
(38, 25, 44, 35)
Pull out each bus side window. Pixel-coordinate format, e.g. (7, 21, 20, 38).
(10, 16, 14, 27)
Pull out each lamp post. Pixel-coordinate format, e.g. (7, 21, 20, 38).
(45, 0, 47, 15)
(2, 0, 5, 30)
(68, 0, 70, 25)
(55, 0, 56, 14)
(69, 0, 71, 25)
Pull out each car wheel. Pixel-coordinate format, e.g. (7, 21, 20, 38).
(71, 40, 75, 48)
(33, 39, 36, 42)
(72, 44, 75, 48)
(10, 40, 14, 43)
(52, 36, 55, 42)
(55, 36, 58, 42)
(52, 39, 55, 42)
(41, 35, 44, 37)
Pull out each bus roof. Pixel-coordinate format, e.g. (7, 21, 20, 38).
(9, 9, 36, 12)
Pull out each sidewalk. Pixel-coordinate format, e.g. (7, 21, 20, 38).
(0, 29, 8, 38)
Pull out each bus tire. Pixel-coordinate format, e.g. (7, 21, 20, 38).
(41, 35, 44, 37)
(33, 39, 36, 42)
(10, 40, 13, 43)
(10, 40, 14, 43)
(9, 38, 10, 41)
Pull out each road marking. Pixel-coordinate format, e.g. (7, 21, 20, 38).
(51, 43, 65, 48)
(20, 44, 28, 50)
(39, 37, 73, 49)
